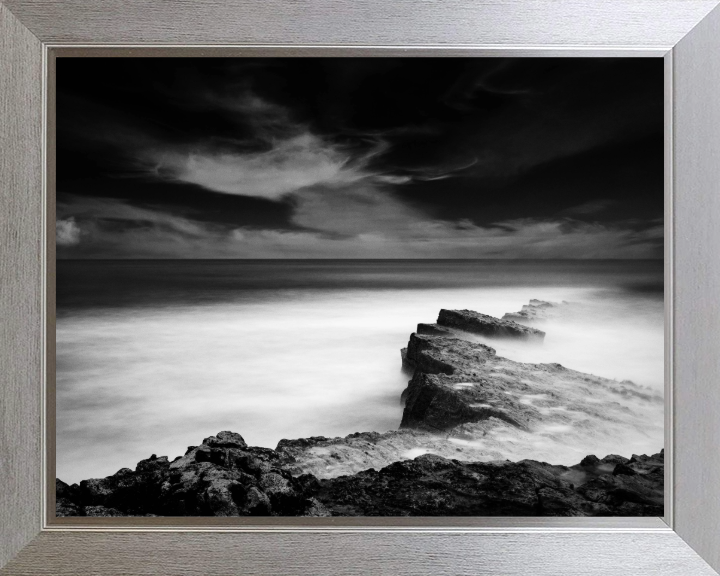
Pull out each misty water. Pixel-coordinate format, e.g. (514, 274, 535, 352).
(56, 260, 664, 484)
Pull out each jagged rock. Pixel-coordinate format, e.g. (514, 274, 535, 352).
(399, 332, 661, 433)
(437, 309, 545, 340)
(57, 431, 664, 517)
(580, 455, 601, 467)
(400, 334, 528, 431)
(613, 463, 638, 476)
(78, 455, 170, 515)
(391, 332, 664, 470)
(313, 451, 663, 517)
(576, 452, 664, 515)
(57, 431, 323, 517)
(56, 479, 82, 517)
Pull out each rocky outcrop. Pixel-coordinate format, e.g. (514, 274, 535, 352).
(56, 479, 82, 517)
(400, 334, 527, 430)
(57, 432, 330, 517)
(502, 299, 566, 324)
(399, 332, 661, 439)
(315, 450, 664, 517)
(437, 309, 545, 340)
(57, 431, 664, 517)
(416, 323, 453, 336)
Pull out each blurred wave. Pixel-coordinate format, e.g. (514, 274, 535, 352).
(56, 260, 663, 484)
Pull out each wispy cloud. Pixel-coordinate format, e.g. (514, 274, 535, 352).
(56, 64, 663, 260)
(117, 86, 416, 208)
(148, 132, 383, 200)
(290, 183, 422, 236)
(559, 199, 618, 216)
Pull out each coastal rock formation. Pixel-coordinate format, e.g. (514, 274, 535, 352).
(416, 323, 453, 336)
(57, 431, 329, 517)
(437, 309, 545, 340)
(56, 433, 664, 517)
(56, 479, 83, 517)
(56, 305, 664, 517)
(315, 450, 664, 517)
(333, 315, 663, 481)
(502, 299, 567, 325)
(399, 332, 661, 437)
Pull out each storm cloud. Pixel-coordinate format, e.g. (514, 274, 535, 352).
(56, 58, 664, 259)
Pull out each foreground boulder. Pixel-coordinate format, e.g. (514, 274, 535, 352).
(56, 479, 82, 517)
(57, 430, 664, 517)
(57, 431, 329, 517)
(437, 309, 545, 341)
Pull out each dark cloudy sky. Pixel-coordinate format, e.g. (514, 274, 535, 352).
(56, 57, 664, 259)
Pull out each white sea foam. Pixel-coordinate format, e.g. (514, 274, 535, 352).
(56, 263, 664, 484)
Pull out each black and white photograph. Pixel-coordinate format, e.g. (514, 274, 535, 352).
(55, 57, 665, 518)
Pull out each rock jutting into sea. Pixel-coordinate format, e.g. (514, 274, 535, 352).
(282, 327, 662, 481)
(502, 299, 573, 325)
(56, 305, 664, 517)
(437, 309, 545, 340)
(399, 332, 662, 434)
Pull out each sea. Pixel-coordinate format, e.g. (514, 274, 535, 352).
(55, 259, 664, 484)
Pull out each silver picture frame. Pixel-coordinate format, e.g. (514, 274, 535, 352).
(1, 1, 719, 574)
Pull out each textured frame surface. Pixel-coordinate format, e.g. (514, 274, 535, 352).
(1, 1, 720, 574)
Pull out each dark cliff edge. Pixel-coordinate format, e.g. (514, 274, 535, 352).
(57, 307, 663, 517)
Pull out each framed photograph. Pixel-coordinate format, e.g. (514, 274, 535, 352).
(2, 1, 720, 575)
